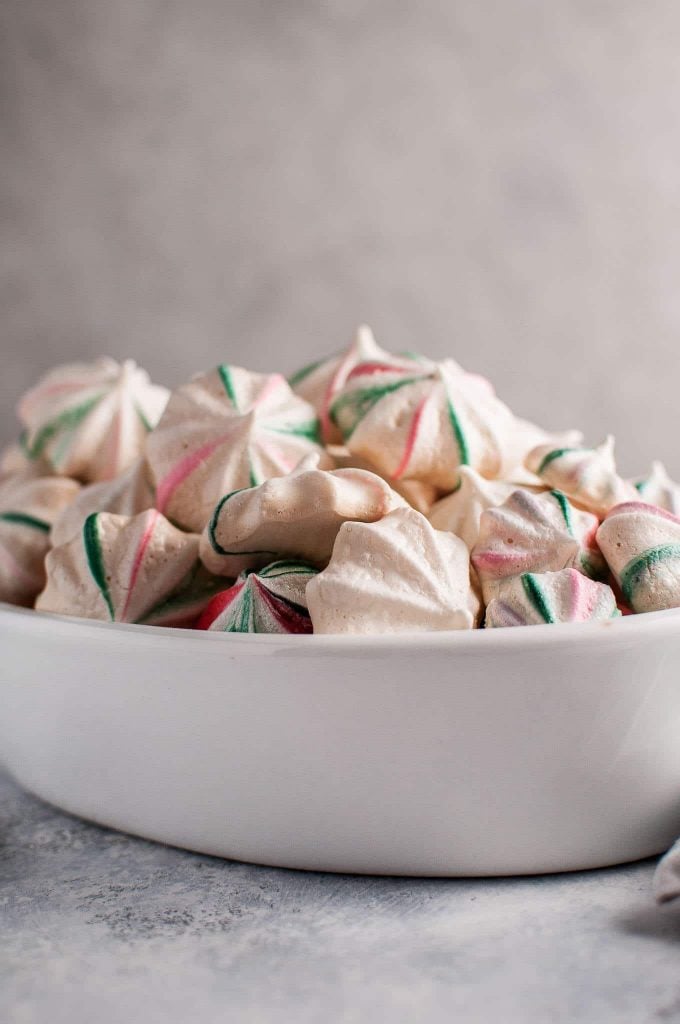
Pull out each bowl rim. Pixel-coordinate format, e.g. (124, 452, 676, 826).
(2, 600, 680, 654)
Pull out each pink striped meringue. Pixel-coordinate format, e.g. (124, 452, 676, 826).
(471, 489, 605, 605)
(329, 356, 514, 491)
(37, 509, 219, 625)
(51, 458, 155, 547)
(307, 507, 480, 634)
(0, 472, 80, 607)
(200, 453, 407, 577)
(145, 364, 330, 533)
(525, 435, 636, 518)
(485, 568, 619, 628)
(17, 358, 169, 484)
(198, 560, 317, 634)
(596, 502, 680, 614)
(288, 325, 412, 445)
(634, 461, 680, 515)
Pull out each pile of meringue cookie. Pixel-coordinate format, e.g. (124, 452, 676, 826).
(2, 328, 679, 635)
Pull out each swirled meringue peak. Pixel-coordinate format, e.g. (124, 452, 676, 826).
(51, 458, 155, 547)
(307, 507, 480, 634)
(501, 418, 584, 486)
(428, 467, 526, 550)
(634, 461, 680, 515)
(471, 489, 605, 605)
(17, 358, 169, 483)
(325, 445, 439, 514)
(0, 472, 80, 606)
(288, 325, 412, 444)
(330, 357, 514, 490)
(596, 502, 680, 613)
(197, 560, 317, 634)
(146, 365, 329, 533)
(485, 569, 619, 628)
(201, 453, 407, 577)
(36, 509, 216, 626)
(525, 435, 636, 517)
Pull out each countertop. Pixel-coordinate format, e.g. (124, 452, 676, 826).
(2, 768, 680, 1024)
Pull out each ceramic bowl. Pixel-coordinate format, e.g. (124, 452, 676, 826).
(2, 601, 680, 876)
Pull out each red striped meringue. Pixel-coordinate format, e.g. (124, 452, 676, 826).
(37, 509, 218, 626)
(146, 364, 330, 533)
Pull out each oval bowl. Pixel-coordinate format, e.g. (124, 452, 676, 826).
(2, 602, 680, 876)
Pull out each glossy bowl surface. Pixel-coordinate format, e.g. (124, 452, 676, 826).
(2, 602, 680, 875)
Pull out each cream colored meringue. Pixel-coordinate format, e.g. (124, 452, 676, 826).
(37, 509, 216, 625)
(325, 445, 440, 514)
(17, 358, 169, 484)
(51, 458, 155, 547)
(0, 439, 52, 480)
(501, 418, 584, 486)
(634, 461, 680, 515)
(428, 467, 526, 550)
(329, 356, 514, 491)
(0, 472, 80, 607)
(596, 501, 680, 613)
(145, 364, 329, 533)
(485, 568, 618, 628)
(307, 507, 480, 634)
(525, 435, 636, 518)
(201, 454, 407, 577)
(471, 489, 604, 605)
(288, 325, 412, 444)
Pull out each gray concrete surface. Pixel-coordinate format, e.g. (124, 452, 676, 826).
(2, 767, 680, 1024)
(2, 1, 680, 474)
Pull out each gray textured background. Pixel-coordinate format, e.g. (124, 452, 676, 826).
(2, 0, 680, 474)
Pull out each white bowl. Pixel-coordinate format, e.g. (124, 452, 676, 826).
(2, 602, 680, 876)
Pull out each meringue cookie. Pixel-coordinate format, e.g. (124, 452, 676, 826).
(307, 507, 480, 634)
(525, 436, 636, 518)
(0, 437, 53, 480)
(201, 455, 407, 577)
(51, 458, 155, 547)
(325, 445, 439, 514)
(17, 358, 169, 483)
(471, 489, 605, 605)
(0, 473, 80, 606)
(485, 569, 619, 628)
(501, 418, 584, 486)
(428, 467, 526, 550)
(146, 364, 329, 533)
(36, 509, 208, 625)
(329, 356, 514, 490)
(197, 559, 317, 633)
(635, 461, 680, 515)
(596, 501, 680, 613)
(288, 325, 413, 445)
